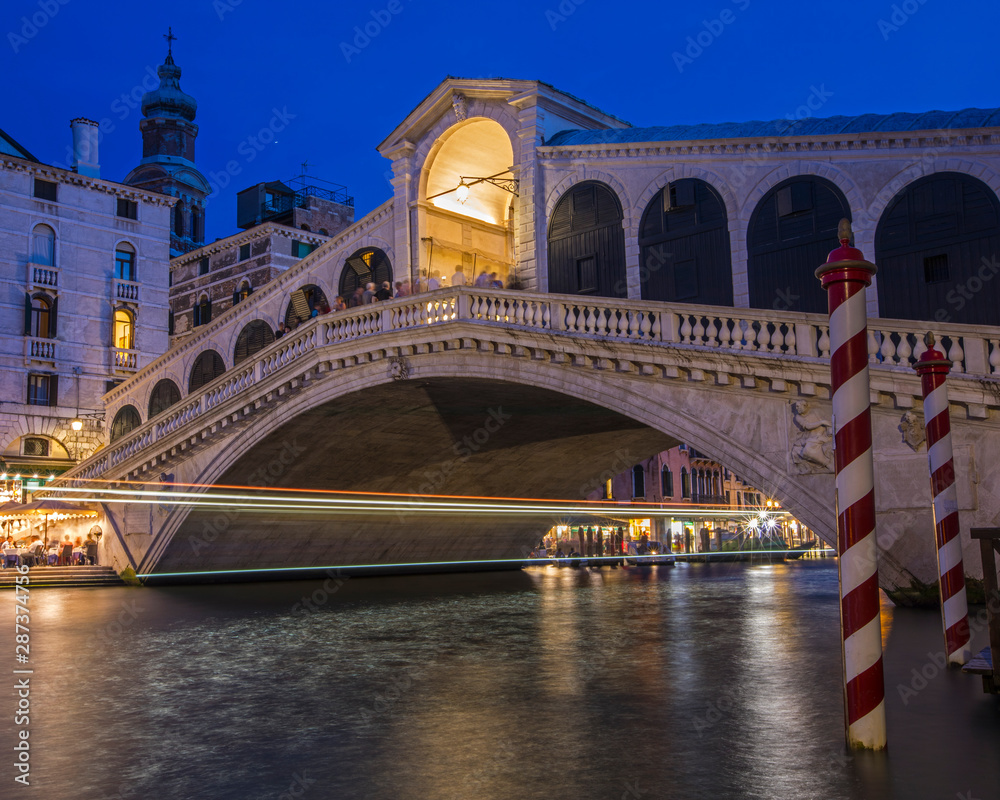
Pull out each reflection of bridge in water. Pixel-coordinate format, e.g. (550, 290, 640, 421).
(55, 281, 1000, 594)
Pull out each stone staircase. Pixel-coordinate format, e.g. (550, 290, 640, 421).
(0, 566, 126, 588)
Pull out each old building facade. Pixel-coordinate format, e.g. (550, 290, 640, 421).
(0, 123, 172, 482)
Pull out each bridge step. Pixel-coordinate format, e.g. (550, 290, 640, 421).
(0, 566, 126, 589)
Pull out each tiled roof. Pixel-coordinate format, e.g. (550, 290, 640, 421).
(545, 108, 1000, 147)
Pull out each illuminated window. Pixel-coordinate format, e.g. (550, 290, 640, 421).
(361, 251, 373, 267)
(113, 308, 134, 350)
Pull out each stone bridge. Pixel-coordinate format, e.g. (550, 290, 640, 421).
(54, 271, 1000, 596)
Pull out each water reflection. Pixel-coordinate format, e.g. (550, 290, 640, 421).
(9, 562, 999, 800)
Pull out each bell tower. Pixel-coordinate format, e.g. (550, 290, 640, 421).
(124, 29, 210, 257)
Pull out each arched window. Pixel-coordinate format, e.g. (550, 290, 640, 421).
(712, 470, 721, 496)
(113, 308, 134, 350)
(875, 172, 1000, 325)
(747, 176, 851, 313)
(631, 465, 646, 499)
(233, 281, 253, 305)
(638, 179, 732, 304)
(233, 320, 276, 365)
(547, 181, 626, 297)
(188, 350, 225, 392)
(300, 224, 310, 232)
(31, 224, 55, 266)
(148, 379, 181, 418)
(193, 294, 212, 327)
(110, 405, 141, 442)
(285, 284, 329, 327)
(173, 202, 185, 238)
(340, 248, 392, 298)
(115, 243, 136, 281)
(319, 228, 329, 236)
(25, 293, 53, 338)
(681, 467, 690, 499)
(661, 466, 673, 498)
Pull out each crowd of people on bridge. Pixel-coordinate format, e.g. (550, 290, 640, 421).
(1, 533, 98, 568)
(275, 267, 509, 337)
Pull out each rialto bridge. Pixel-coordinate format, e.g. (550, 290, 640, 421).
(48, 79, 1000, 592)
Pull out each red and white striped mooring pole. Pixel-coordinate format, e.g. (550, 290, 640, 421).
(816, 220, 886, 751)
(915, 332, 971, 667)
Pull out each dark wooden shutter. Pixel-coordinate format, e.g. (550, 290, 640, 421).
(204, 299, 212, 324)
(233, 290, 241, 306)
(50, 296, 58, 336)
(193, 303, 200, 327)
(48, 374, 58, 407)
(24, 293, 31, 335)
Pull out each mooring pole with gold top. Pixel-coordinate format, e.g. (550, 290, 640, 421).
(815, 219, 887, 750)
(915, 332, 972, 666)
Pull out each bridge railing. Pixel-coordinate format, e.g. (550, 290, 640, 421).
(79, 287, 1000, 482)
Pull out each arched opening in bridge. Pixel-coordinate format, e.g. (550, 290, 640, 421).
(188, 350, 225, 392)
(639, 179, 733, 305)
(234, 320, 276, 365)
(110, 405, 141, 442)
(285, 284, 329, 327)
(148, 379, 181, 419)
(339, 248, 392, 300)
(875, 172, 1000, 325)
(747, 176, 851, 313)
(422, 118, 516, 287)
(547, 181, 626, 298)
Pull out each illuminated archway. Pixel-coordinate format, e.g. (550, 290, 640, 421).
(421, 118, 516, 287)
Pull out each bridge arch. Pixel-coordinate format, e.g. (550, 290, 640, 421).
(147, 350, 841, 576)
(188, 350, 226, 392)
(547, 180, 627, 298)
(110, 405, 141, 442)
(746, 175, 852, 314)
(636, 177, 733, 305)
(874, 171, 1000, 325)
(233, 320, 276, 366)
(147, 378, 181, 419)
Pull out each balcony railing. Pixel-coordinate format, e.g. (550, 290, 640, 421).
(114, 279, 141, 304)
(25, 336, 56, 362)
(28, 263, 59, 290)
(113, 348, 139, 371)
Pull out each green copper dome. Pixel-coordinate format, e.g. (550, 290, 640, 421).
(141, 53, 197, 122)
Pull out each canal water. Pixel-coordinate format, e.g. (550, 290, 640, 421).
(10, 560, 1000, 800)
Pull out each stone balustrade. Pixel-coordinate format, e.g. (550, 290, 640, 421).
(113, 348, 139, 371)
(25, 337, 56, 361)
(82, 287, 1000, 483)
(114, 279, 141, 304)
(29, 263, 59, 289)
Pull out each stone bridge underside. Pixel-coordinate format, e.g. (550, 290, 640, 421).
(158, 379, 677, 575)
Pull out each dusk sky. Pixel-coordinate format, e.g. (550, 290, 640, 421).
(4, 0, 998, 242)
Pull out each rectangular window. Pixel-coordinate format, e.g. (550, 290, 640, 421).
(115, 250, 136, 281)
(105, 379, 122, 394)
(33, 179, 57, 202)
(27, 374, 55, 406)
(923, 254, 949, 284)
(23, 437, 49, 457)
(576, 255, 597, 294)
(292, 240, 317, 258)
(199, 256, 210, 275)
(116, 198, 138, 219)
(239, 244, 251, 261)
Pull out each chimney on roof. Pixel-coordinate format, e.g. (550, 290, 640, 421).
(70, 118, 100, 178)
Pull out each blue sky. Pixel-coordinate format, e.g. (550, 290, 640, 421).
(3, 0, 998, 242)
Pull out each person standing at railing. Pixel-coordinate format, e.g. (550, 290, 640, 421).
(375, 281, 392, 302)
(362, 283, 376, 304)
(427, 271, 441, 290)
(451, 266, 466, 286)
(394, 281, 410, 298)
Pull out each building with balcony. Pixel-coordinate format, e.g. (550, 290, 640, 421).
(0, 121, 172, 481)
(169, 175, 354, 341)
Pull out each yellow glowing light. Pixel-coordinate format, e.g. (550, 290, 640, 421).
(71, 418, 84, 431)
(455, 180, 470, 204)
